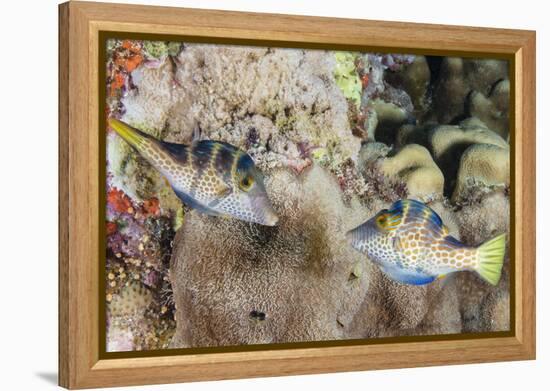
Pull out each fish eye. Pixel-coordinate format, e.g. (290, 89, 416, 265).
(239, 175, 254, 191)
(376, 214, 387, 227)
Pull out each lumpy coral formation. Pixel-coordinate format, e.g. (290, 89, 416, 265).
(121, 44, 360, 175)
(378, 144, 444, 200)
(104, 39, 511, 351)
(170, 166, 375, 346)
(467, 79, 510, 140)
(105, 185, 177, 351)
(429, 57, 509, 125)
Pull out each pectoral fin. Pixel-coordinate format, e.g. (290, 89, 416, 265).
(171, 187, 221, 217)
(204, 182, 232, 210)
(215, 182, 232, 198)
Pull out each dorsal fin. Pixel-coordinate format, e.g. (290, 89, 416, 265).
(159, 139, 240, 165)
(443, 235, 466, 248)
(159, 140, 189, 163)
(388, 199, 445, 232)
(192, 139, 239, 153)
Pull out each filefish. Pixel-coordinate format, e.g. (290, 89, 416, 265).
(346, 199, 506, 286)
(108, 118, 279, 226)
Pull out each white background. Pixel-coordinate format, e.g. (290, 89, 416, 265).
(0, 0, 546, 389)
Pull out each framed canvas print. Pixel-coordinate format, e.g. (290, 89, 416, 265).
(58, 1, 536, 389)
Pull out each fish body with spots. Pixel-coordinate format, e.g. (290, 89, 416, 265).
(347, 199, 506, 286)
(108, 118, 278, 226)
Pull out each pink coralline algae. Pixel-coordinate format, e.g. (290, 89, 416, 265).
(105, 183, 176, 351)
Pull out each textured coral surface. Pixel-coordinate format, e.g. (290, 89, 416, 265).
(104, 39, 510, 351)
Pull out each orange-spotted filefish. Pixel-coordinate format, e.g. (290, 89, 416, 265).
(108, 118, 278, 226)
(346, 199, 505, 285)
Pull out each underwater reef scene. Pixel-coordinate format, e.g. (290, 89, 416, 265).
(104, 39, 510, 352)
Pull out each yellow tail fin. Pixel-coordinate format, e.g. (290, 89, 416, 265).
(476, 233, 506, 285)
(108, 118, 147, 151)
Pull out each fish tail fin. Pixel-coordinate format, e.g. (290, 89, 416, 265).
(108, 118, 150, 152)
(475, 233, 506, 285)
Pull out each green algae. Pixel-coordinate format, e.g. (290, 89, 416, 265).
(333, 51, 362, 108)
(143, 41, 182, 59)
(173, 207, 185, 231)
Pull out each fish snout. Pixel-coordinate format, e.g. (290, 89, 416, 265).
(264, 210, 279, 226)
(259, 200, 279, 226)
(345, 229, 354, 243)
(346, 223, 371, 253)
(248, 192, 279, 226)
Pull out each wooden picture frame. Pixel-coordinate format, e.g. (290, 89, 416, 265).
(59, 1, 536, 389)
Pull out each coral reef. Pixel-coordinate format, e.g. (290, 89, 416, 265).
(107, 282, 175, 351)
(396, 123, 437, 148)
(104, 39, 511, 351)
(369, 100, 413, 145)
(347, 272, 462, 337)
(355, 142, 408, 204)
(109, 282, 153, 317)
(354, 53, 416, 144)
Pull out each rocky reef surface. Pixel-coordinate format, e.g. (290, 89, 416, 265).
(104, 40, 510, 350)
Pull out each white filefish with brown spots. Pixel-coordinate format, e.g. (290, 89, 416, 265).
(346, 199, 505, 285)
(108, 118, 278, 226)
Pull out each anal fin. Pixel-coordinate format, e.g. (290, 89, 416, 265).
(381, 263, 436, 286)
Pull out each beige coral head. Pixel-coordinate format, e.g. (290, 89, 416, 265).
(467, 79, 510, 139)
(378, 144, 444, 199)
(430, 120, 508, 162)
(452, 143, 510, 202)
